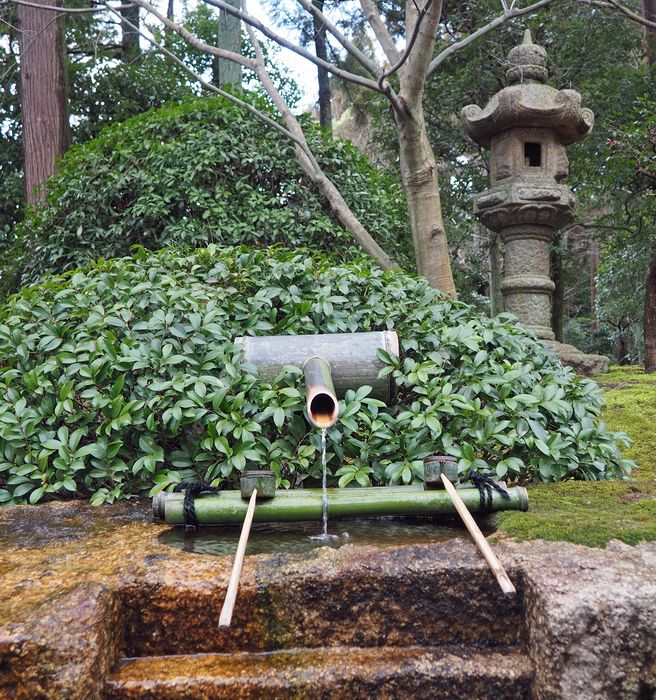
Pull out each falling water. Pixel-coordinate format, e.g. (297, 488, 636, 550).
(321, 428, 328, 537)
(310, 427, 337, 543)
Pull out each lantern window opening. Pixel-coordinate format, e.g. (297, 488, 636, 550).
(524, 142, 542, 167)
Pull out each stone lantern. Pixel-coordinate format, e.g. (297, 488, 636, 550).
(461, 30, 608, 374)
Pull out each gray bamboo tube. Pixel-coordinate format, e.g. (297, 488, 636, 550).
(234, 331, 399, 401)
(303, 356, 339, 428)
(153, 485, 528, 525)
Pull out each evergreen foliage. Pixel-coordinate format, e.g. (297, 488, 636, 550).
(593, 87, 656, 362)
(8, 95, 410, 293)
(0, 246, 632, 505)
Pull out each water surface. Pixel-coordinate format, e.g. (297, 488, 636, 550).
(159, 516, 482, 557)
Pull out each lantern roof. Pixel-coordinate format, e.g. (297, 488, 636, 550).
(460, 30, 594, 148)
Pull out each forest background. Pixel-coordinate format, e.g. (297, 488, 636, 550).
(1, 0, 655, 368)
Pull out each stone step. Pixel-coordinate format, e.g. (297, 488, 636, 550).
(119, 548, 527, 656)
(104, 646, 532, 700)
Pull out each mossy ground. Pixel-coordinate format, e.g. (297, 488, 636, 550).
(494, 366, 656, 547)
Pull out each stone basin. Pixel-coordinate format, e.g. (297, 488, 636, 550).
(0, 501, 654, 699)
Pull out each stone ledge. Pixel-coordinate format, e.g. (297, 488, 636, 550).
(544, 340, 610, 376)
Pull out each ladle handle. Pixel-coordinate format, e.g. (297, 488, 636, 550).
(440, 474, 516, 596)
(219, 488, 258, 627)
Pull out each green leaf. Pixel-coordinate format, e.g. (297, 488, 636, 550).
(29, 486, 46, 504)
(78, 443, 104, 459)
(528, 419, 549, 443)
(111, 374, 126, 398)
(13, 483, 35, 498)
(41, 439, 62, 450)
(354, 385, 372, 401)
(273, 407, 285, 428)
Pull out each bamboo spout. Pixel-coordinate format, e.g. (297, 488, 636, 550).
(303, 356, 339, 428)
(234, 331, 400, 430)
(234, 331, 400, 402)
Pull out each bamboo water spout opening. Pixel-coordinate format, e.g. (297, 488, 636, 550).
(303, 356, 339, 428)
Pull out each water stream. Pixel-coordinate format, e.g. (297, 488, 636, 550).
(309, 428, 337, 543)
(321, 428, 328, 537)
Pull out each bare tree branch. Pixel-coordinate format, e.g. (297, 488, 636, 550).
(403, 0, 443, 104)
(101, 0, 399, 272)
(378, 0, 434, 89)
(428, 0, 557, 75)
(577, 0, 656, 29)
(133, 0, 255, 68)
(201, 0, 385, 92)
(100, 2, 316, 165)
(295, 0, 381, 78)
(5, 0, 135, 12)
(242, 10, 399, 272)
(67, 43, 122, 53)
(359, 0, 401, 65)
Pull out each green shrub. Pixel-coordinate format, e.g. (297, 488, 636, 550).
(0, 246, 632, 505)
(7, 95, 410, 294)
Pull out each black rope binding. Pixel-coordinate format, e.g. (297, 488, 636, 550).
(173, 481, 223, 529)
(464, 471, 511, 513)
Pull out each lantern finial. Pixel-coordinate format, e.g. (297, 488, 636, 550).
(506, 28, 548, 84)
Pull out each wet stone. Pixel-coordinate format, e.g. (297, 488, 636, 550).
(0, 500, 150, 550)
(0, 502, 654, 699)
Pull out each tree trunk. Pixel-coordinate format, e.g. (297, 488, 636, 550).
(589, 234, 599, 332)
(396, 110, 456, 297)
(120, 4, 141, 61)
(489, 231, 504, 316)
(641, 3, 656, 370)
(18, 0, 69, 205)
(551, 234, 564, 342)
(216, 0, 241, 87)
(312, 0, 332, 132)
(394, 0, 455, 298)
(616, 330, 630, 365)
(644, 244, 656, 372)
(642, 0, 656, 65)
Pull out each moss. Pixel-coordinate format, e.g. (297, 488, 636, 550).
(597, 366, 656, 477)
(494, 480, 656, 547)
(495, 366, 656, 547)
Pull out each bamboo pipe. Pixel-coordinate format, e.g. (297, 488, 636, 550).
(303, 356, 339, 428)
(234, 331, 400, 402)
(218, 488, 258, 627)
(154, 485, 529, 525)
(440, 474, 516, 596)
